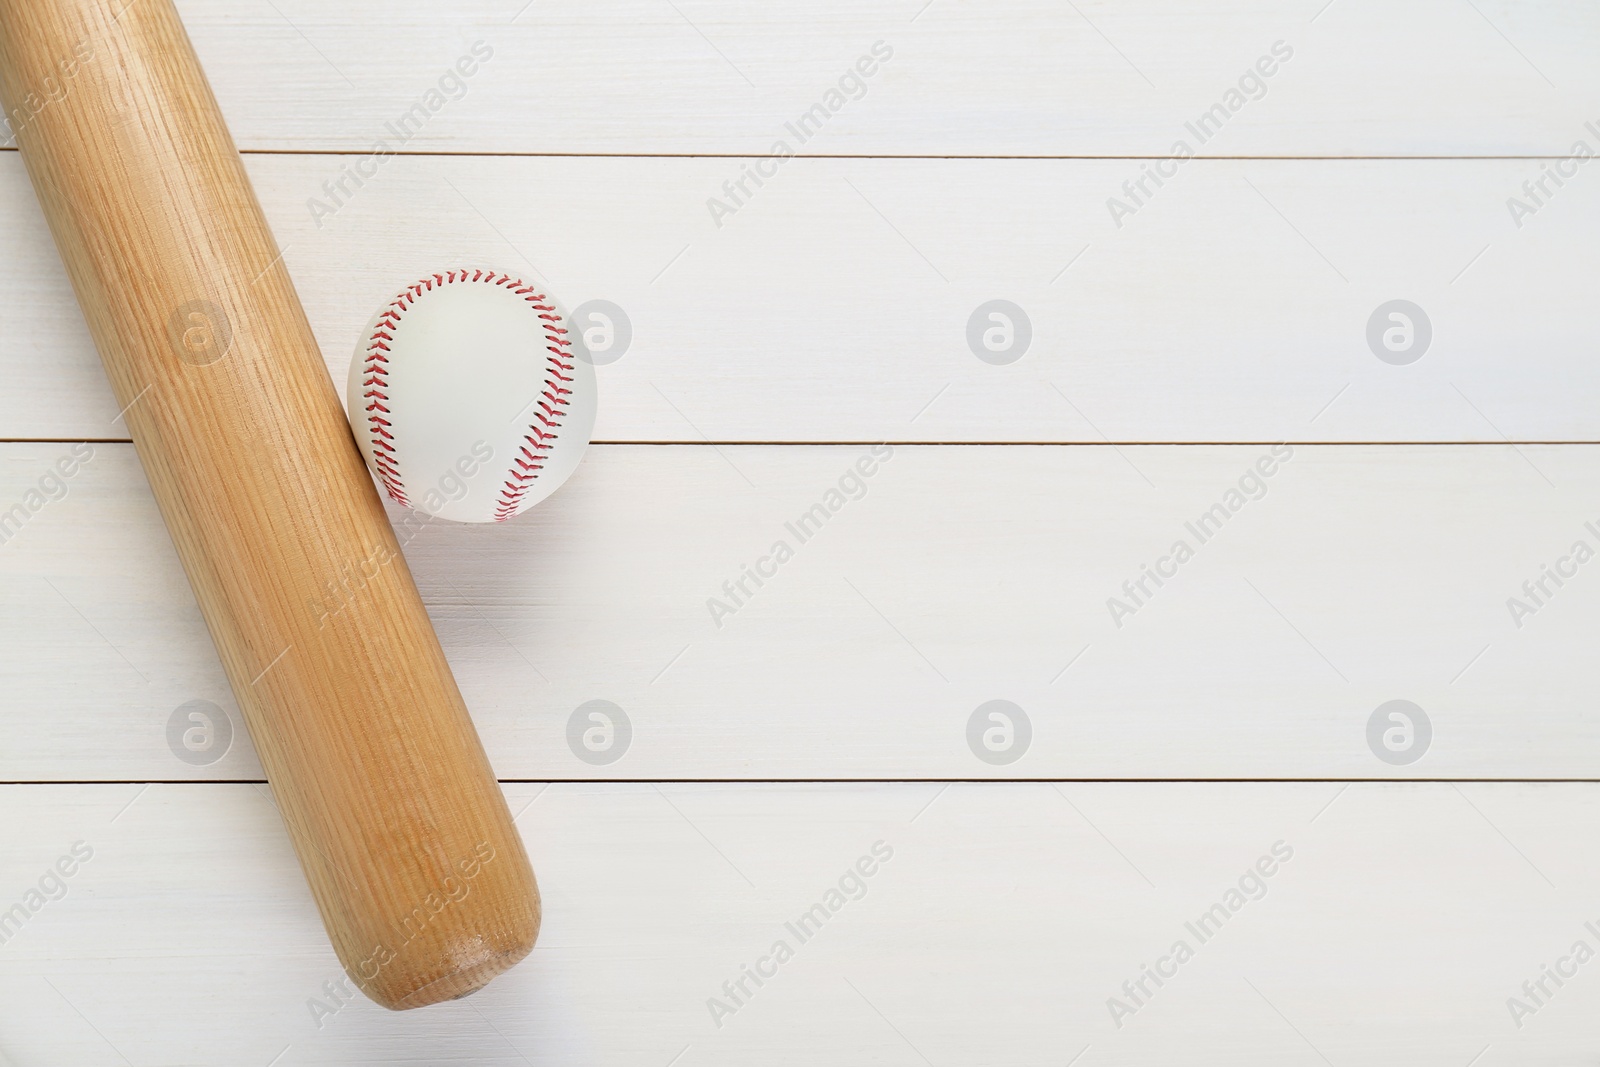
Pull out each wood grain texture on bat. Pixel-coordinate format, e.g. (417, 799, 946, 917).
(0, 0, 539, 1008)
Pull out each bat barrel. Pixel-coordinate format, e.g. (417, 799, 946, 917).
(0, 0, 539, 1008)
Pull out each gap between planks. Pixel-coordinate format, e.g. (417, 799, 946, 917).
(0, 146, 1584, 161)
(8, 439, 1600, 447)
(10, 778, 1600, 786)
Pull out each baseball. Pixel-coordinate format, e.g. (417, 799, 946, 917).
(347, 268, 599, 523)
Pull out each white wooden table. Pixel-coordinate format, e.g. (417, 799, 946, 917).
(3, 1, 1599, 1063)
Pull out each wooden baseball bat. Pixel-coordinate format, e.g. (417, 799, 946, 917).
(0, 0, 539, 1008)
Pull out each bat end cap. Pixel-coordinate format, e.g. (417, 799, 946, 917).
(376, 930, 540, 1010)
(361, 903, 541, 1010)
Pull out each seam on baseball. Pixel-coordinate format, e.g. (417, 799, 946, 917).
(359, 269, 575, 521)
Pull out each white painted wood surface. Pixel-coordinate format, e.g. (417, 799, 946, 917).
(2, 0, 1595, 156)
(3, 153, 1598, 443)
(5, 441, 1599, 781)
(2, 0, 1596, 1057)
(2, 782, 1598, 1065)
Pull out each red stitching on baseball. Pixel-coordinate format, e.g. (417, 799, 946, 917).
(360, 269, 574, 519)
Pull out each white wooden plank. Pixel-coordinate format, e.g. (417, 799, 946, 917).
(4, 152, 1599, 443)
(1, 780, 1597, 1064)
(4, 441, 1599, 781)
(2, 0, 1593, 156)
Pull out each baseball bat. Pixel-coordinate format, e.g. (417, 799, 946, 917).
(0, 0, 539, 1008)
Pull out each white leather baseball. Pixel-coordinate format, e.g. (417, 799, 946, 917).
(347, 269, 598, 523)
